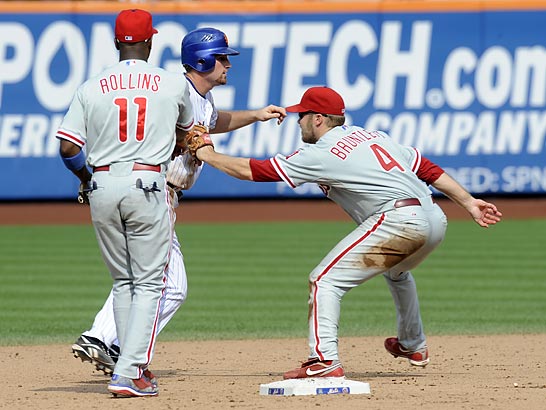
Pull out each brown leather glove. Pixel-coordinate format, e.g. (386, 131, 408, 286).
(186, 132, 214, 159)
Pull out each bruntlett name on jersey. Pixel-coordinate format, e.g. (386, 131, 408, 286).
(329, 128, 384, 160)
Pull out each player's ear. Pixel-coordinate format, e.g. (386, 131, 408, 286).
(114, 38, 120, 50)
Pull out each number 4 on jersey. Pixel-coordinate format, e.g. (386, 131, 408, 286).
(114, 97, 148, 143)
(370, 143, 404, 172)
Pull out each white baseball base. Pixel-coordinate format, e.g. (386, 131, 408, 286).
(259, 377, 371, 396)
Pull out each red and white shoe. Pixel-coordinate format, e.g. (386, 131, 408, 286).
(107, 374, 159, 398)
(283, 357, 345, 379)
(143, 369, 157, 387)
(384, 337, 429, 367)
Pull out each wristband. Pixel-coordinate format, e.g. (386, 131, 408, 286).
(61, 149, 86, 171)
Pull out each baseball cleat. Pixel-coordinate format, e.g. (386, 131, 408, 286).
(283, 357, 345, 379)
(108, 374, 159, 398)
(72, 336, 93, 364)
(143, 369, 158, 387)
(384, 337, 429, 367)
(71, 335, 119, 375)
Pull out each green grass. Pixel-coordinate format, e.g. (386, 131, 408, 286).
(0, 219, 544, 345)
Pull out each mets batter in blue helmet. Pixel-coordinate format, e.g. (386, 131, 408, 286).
(181, 27, 239, 72)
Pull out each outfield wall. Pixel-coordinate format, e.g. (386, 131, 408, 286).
(1, 1, 545, 199)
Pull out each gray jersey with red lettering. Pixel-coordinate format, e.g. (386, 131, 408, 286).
(270, 123, 447, 362)
(57, 59, 194, 167)
(56, 58, 194, 380)
(271, 124, 432, 224)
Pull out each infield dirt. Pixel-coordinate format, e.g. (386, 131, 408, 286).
(1, 198, 545, 409)
(2, 335, 546, 409)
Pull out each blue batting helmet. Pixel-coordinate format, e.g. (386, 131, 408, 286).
(181, 27, 239, 72)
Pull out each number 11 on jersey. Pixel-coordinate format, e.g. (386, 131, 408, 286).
(114, 96, 148, 143)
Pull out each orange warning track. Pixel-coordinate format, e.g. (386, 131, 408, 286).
(1, 0, 545, 14)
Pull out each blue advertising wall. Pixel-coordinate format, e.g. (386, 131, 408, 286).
(1, 1, 545, 199)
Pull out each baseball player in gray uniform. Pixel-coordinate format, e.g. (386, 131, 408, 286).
(69, 26, 286, 376)
(192, 86, 502, 379)
(57, 9, 194, 397)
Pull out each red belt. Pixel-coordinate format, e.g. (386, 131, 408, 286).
(394, 198, 421, 208)
(93, 163, 161, 173)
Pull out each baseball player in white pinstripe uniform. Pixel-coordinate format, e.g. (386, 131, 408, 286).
(70, 26, 286, 379)
(57, 9, 194, 397)
(193, 86, 502, 379)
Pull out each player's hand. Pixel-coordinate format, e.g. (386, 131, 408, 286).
(256, 105, 287, 125)
(468, 199, 502, 228)
(195, 145, 215, 162)
(77, 182, 90, 205)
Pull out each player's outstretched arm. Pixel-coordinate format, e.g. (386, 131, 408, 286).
(254, 104, 287, 124)
(431, 173, 502, 228)
(196, 145, 253, 181)
(213, 105, 287, 133)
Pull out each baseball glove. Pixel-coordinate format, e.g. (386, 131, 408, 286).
(186, 131, 214, 158)
(183, 124, 208, 149)
(175, 124, 208, 157)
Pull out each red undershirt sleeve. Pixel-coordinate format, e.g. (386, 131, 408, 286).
(249, 158, 282, 182)
(250, 156, 443, 185)
(417, 156, 445, 184)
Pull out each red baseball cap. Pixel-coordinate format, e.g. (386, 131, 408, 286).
(115, 9, 158, 43)
(286, 86, 345, 116)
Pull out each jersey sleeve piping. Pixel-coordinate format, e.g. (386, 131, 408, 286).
(271, 157, 296, 188)
(177, 118, 194, 132)
(416, 156, 445, 184)
(56, 129, 85, 147)
(411, 147, 422, 173)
